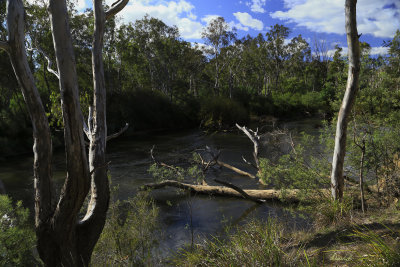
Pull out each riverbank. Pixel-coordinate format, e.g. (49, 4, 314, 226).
(172, 195, 400, 266)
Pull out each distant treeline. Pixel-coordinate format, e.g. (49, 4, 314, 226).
(0, 1, 399, 156)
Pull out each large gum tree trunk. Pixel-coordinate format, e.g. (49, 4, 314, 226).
(2, 0, 128, 265)
(330, 0, 360, 201)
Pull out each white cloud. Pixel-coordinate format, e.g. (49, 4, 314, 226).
(326, 46, 389, 57)
(201, 15, 221, 25)
(76, 0, 88, 10)
(229, 21, 249, 31)
(271, 0, 399, 38)
(105, 0, 206, 39)
(249, 0, 267, 13)
(370, 46, 389, 55)
(233, 12, 264, 31)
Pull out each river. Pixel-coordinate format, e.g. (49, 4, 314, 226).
(0, 118, 322, 259)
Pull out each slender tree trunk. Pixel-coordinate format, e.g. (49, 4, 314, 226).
(330, 0, 360, 201)
(214, 53, 220, 96)
(359, 140, 365, 213)
(77, 0, 109, 264)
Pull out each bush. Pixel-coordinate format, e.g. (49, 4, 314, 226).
(257, 132, 330, 201)
(0, 195, 36, 266)
(199, 96, 249, 129)
(92, 191, 160, 266)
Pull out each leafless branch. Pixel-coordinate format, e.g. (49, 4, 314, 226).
(236, 123, 260, 169)
(106, 123, 129, 142)
(150, 145, 157, 163)
(27, 45, 59, 79)
(241, 155, 258, 170)
(150, 146, 184, 177)
(105, 0, 129, 20)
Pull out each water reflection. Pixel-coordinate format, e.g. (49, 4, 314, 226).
(0, 118, 321, 257)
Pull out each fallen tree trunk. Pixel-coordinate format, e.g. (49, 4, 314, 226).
(140, 180, 302, 203)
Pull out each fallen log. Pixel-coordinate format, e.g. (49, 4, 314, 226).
(140, 179, 301, 203)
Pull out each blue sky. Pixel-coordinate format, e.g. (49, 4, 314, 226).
(74, 0, 399, 56)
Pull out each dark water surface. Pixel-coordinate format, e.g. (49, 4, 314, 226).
(0, 118, 321, 259)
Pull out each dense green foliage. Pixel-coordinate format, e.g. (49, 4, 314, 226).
(0, 195, 36, 266)
(2, 1, 398, 156)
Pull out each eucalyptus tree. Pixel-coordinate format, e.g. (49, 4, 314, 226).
(202, 16, 236, 96)
(220, 41, 243, 98)
(0, 0, 128, 266)
(182, 43, 207, 97)
(285, 35, 311, 92)
(265, 24, 290, 93)
(330, 0, 360, 201)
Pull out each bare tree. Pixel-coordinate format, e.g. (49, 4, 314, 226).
(330, 0, 360, 201)
(0, 0, 128, 265)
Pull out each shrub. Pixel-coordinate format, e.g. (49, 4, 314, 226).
(0, 195, 36, 266)
(257, 132, 330, 201)
(92, 191, 160, 266)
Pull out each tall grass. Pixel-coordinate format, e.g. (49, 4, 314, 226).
(91, 191, 160, 266)
(173, 218, 307, 266)
(351, 225, 400, 266)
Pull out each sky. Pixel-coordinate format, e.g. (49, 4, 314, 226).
(75, 0, 399, 56)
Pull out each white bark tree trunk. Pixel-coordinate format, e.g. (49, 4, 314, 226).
(330, 0, 360, 201)
(1, 0, 128, 265)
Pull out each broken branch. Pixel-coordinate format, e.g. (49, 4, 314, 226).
(105, 0, 129, 20)
(216, 160, 256, 179)
(106, 123, 129, 142)
(236, 123, 260, 169)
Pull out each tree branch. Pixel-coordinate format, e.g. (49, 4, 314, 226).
(214, 179, 265, 203)
(105, 0, 129, 20)
(236, 123, 260, 169)
(106, 123, 129, 142)
(0, 41, 10, 53)
(27, 45, 59, 79)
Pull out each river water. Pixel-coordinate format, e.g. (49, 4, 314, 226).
(0, 118, 321, 259)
